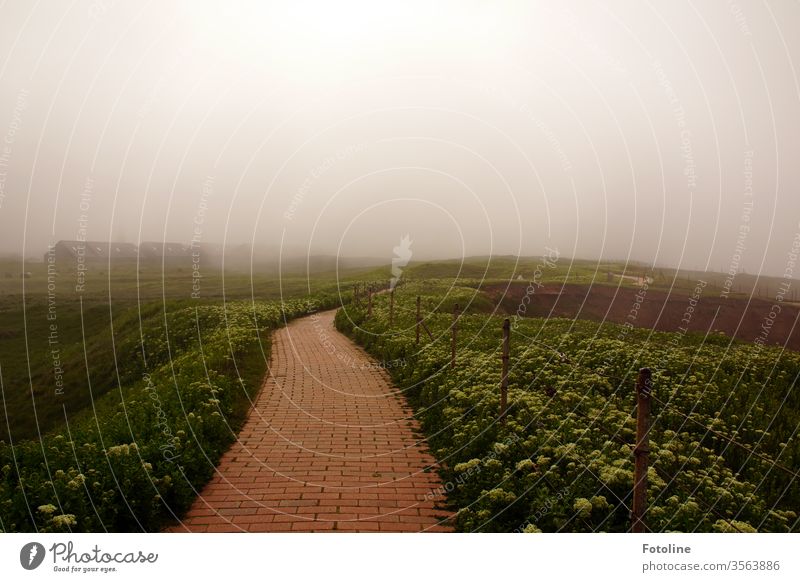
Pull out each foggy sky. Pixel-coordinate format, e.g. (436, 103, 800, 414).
(0, 1, 798, 276)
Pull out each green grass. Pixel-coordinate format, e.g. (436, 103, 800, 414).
(336, 280, 800, 532)
(0, 253, 794, 532)
(0, 258, 389, 442)
(0, 256, 393, 532)
(0, 292, 358, 532)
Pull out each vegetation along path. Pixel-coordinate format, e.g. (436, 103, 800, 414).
(172, 310, 452, 532)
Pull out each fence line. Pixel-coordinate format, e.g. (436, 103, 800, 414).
(500, 318, 510, 421)
(349, 284, 788, 533)
(451, 303, 459, 369)
(367, 289, 794, 471)
(632, 368, 652, 533)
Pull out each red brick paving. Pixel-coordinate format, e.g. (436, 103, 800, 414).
(171, 310, 452, 532)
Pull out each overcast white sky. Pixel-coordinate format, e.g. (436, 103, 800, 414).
(0, 1, 798, 276)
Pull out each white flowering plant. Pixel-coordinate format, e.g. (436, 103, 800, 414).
(336, 280, 799, 532)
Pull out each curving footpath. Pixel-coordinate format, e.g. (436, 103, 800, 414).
(171, 310, 452, 532)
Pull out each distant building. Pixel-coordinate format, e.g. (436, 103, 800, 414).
(138, 241, 192, 263)
(44, 240, 223, 269)
(88, 242, 140, 261)
(45, 240, 138, 268)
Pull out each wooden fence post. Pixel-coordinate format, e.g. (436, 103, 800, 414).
(500, 318, 510, 421)
(451, 303, 459, 368)
(367, 285, 373, 317)
(389, 288, 395, 325)
(415, 295, 421, 344)
(632, 367, 652, 533)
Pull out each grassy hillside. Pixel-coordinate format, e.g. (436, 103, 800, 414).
(402, 255, 796, 300)
(0, 259, 388, 442)
(336, 280, 800, 532)
(0, 292, 355, 532)
(1, 253, 795, 532)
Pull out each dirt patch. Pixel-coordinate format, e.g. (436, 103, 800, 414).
(485, 282, 800, 351)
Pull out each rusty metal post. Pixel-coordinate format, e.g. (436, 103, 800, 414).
(451, 303, 459, 368)
(415, 295, 421, 344)
(632, 367, 652, 533)
(500, 318, 510, 421)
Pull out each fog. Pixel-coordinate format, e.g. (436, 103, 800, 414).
(0, 1, 798, 276)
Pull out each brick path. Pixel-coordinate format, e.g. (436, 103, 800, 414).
(171, 310, 452, 532)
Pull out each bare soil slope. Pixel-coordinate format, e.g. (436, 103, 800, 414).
(487, 283, 800, 351)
